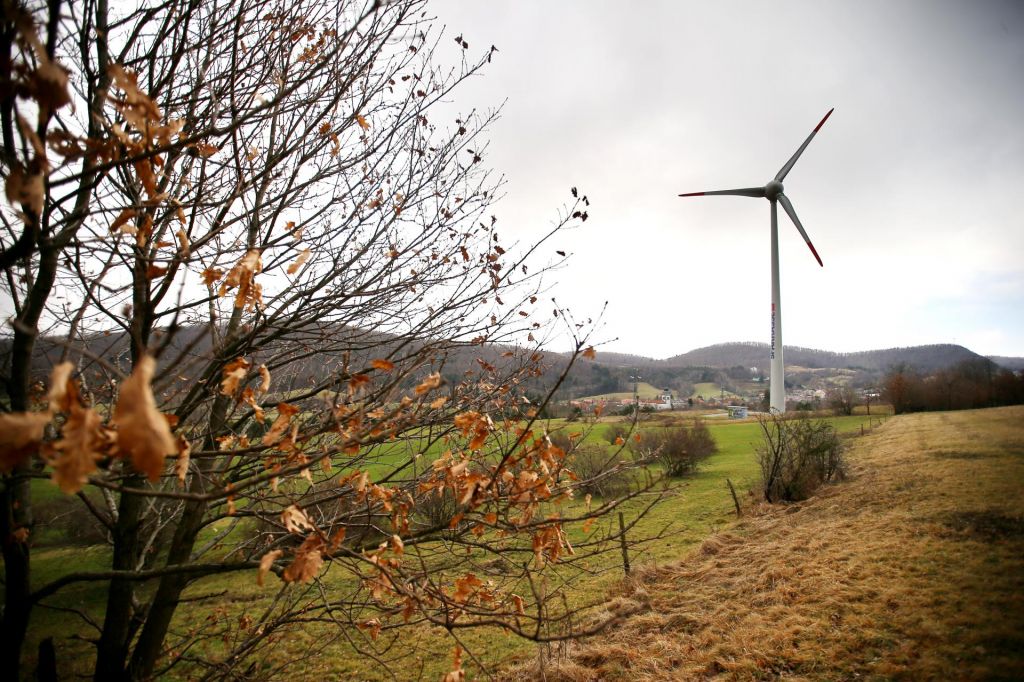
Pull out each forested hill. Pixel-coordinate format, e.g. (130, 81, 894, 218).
(660, 342, 993, 373)
(5, 328, 1015, 405)
(988, 356, 1024, 371)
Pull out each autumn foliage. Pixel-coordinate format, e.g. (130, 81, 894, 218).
(0, 1, 659, 679)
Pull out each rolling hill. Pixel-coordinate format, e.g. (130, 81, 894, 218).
(4, 325, 1018, 406)
(661, 342, 995, 373)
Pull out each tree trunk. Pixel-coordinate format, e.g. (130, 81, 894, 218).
(0, 242, 60, 675)
(94, 478, 147, 681)
(127, 498, 207, 679)
(129, 319, 243, 677)
(0, 474, 32, 679)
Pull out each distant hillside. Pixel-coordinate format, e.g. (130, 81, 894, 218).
(663, 342, 991, 373)
(4, 325, 1006, 407)
(989, 356, 1024, 371)
(584, 350, 661, 368)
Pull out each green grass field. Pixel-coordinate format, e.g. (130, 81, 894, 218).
(689, 381, 742, 401)
(18, 411, 887, 679)
(577, 382, 664, 401)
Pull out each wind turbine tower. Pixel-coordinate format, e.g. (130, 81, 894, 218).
(678, 109, 833, 413)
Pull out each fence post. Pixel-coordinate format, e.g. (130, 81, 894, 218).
(617, 512, 630, 575)
(726, 478, 742, 517)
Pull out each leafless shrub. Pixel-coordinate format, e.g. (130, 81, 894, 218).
(757, 413, 845, 503)
(638, 420, 717, 477)
(547, 430, 636, 497)
(569, 445, 635, 498)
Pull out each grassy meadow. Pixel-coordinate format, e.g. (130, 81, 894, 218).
(578, 382, 665, 401)
(510, 406, 1024, 680)
(18, 409, 891, 679)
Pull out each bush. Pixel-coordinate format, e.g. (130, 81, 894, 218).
(548, 430, 636, 498)
(569, 444, 635, 497)
(412, 487, 463, 532)
(638, 420, 716, 477)
(757, 414, 845, 503)
(604, 422, 631, 446)
(827, 385, 857, 416)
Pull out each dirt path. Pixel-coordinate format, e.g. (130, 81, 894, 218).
(511, 407, 1024, 680)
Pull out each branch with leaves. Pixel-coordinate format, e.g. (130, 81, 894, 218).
(1, 1, 669, 679)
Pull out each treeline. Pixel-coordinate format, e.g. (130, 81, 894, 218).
(883, 360, 1024, 414)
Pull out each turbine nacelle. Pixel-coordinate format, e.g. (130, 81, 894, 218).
(676, 108, 834, 269)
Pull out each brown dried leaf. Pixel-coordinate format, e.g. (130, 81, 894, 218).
(286, 248, 310, 275)
(282, 535, 325, 583)
(31, 60, 71, 112)
(414, 372, 442, 395)
(174, 435, 191, 484)
(145, 265, 167, 280)
(220, 357, 250, 396)
(0, 412, 51, 473)
(281, 505, 315, 534)
(108, 64, 161, 128)
(201, 268, 223, 286)
(193, 143, 218, 157)
(109, 208, 137, 234)
(347, 374, 370, 395)
(262, 403, 299, 446)
(175, 228, 190, 258)
(257, 549, 283, 586)
(136, 213, 154, 248)
(355, 114, 370, 130)
(47, 129, 85, 158)
(134, 158, 158, 200)
(113, 356, 176, 482)
(50, 402, 104, 494)
(257, 365, 271, 394)
(219, 249, 262, 310)
(357, 618, 382, 641)
(47, 362, 75, 413)
(443, 647, 466, 682)
(370, 358, 395, 372)
(5, 163, 44, 216)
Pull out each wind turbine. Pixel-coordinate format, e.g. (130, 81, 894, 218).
(678, 109, 833, 414)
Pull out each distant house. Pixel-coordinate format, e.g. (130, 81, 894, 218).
(658, 389, 675, 410)
(726, 405, 748, 419)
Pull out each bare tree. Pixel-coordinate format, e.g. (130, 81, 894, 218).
(1, 1, 665, 678)
(826, 384, 857, 416)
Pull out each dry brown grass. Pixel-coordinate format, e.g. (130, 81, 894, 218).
(506, 407, 1024, 681)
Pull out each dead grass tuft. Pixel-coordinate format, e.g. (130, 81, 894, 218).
(509, 406, 1024, 680)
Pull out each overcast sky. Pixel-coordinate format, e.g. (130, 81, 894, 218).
(431, 0, 1024, 359)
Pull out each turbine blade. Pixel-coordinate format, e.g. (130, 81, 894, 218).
(778, 194, 823, 267)
(678, 187, 766, 198)
(774, 108, 834, 182)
